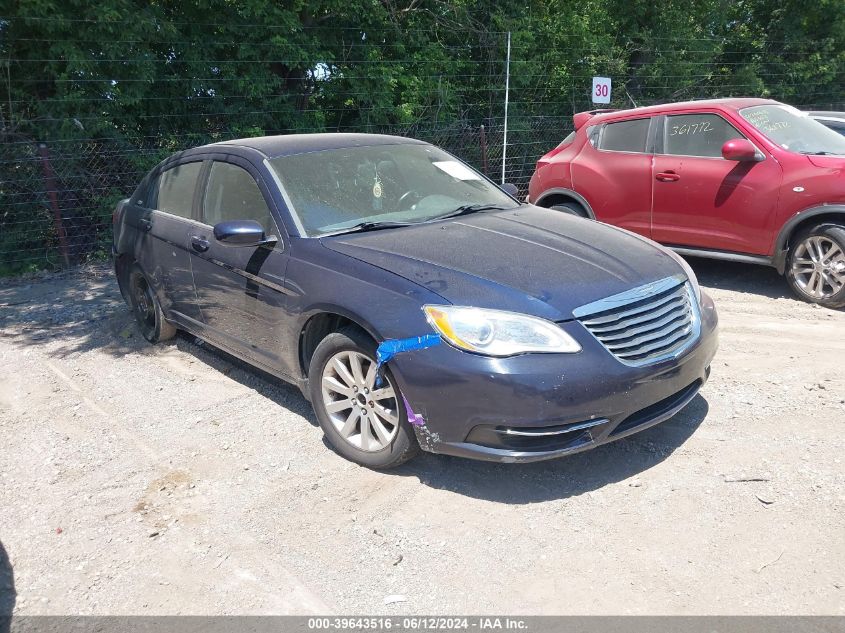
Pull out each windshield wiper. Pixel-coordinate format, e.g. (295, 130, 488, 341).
(427, 203, 512, 222)
(800, 150, 841, 155)
(325, 203, 515, 236)
(327, 220, 415, 236)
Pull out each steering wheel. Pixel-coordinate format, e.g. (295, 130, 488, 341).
(397, 189, 420, 208)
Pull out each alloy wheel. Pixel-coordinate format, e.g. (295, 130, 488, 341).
(320, 351, 400, 452)
(791, 235, 845, 300)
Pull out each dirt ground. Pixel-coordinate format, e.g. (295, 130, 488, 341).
(0, 258, 843, 615)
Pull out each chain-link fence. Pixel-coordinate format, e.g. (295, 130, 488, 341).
(0, 119, 569, 274)
(1, 135, 167, 272)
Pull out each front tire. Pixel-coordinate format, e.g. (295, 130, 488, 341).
(308, 327, 420, 468)
(786, 224, 845, 309)
(128, 264, 177, 343)
(550, 202, 589, 218)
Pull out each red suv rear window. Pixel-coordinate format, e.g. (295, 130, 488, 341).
(557, 131, 576, 147)
(599, 119, 650, 153)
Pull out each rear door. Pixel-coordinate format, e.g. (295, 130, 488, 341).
(188, 157, 295, 375)
(651, 112, 782, 255)
(570, 117, 655, 236)
(133, 161, 205, 325)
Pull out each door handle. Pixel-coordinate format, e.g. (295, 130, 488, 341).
(656, 171, 681, 182)
(190, 235, 209, 253)
(138, 218, 152, 232)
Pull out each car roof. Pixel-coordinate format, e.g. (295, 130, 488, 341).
(198, 133, 429, 158)
(588, 97, 780, 125)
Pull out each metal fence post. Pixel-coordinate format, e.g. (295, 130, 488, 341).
(479, 124, 489, 176)
(501, 31, 511, 185)
(36, 142, 71, 268)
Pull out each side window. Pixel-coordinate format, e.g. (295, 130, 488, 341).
(586, 125, 600, 147)
(202, 162, 276, 233)
(664, 114, 745, 158)
(558, 131, 576, 147)
(829, 123, 845, 137)
(599, 118, 650, 153)
(153, 162, 203, 218)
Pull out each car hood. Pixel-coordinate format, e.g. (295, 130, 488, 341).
(805, 154, 845, 169)
(321, 206, 684, 321)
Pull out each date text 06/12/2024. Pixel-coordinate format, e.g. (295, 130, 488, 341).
(307, 618, 528, 631)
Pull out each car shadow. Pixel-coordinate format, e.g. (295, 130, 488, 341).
(173, 332, 319, 426)
(684, 256, 790, 300)
(0, 540, 15, 625)
(0, 264, 143, 359)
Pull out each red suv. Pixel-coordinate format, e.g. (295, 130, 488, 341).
(528, 98, 845, 308)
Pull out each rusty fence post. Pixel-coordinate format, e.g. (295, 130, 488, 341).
(479, 124, 489, 177)
(36, 142, 70, 268)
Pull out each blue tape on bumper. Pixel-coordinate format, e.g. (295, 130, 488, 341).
(376, 333, 442, 368)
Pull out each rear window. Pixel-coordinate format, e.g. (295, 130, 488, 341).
(599, 118, 650, 153)
(586, 125, 599, 147)
(153, 162, 203, 218)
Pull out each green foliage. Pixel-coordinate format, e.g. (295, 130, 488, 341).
(3, 0, 843, 135)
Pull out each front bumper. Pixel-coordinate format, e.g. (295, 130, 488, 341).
(389, 292, 719, 463)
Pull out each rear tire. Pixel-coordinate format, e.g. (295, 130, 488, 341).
(550, 202, 589, 218)
(785, 224, 845, 309)
(308, 327, 420, 469)
(128, 264, 177, 343)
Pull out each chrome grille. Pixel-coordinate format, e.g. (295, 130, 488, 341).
(574, 276, 699, 366)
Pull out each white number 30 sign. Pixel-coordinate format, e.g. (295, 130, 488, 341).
(592, 77, 611, 104)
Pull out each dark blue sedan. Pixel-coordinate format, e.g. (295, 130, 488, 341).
(113, 134, 718, 468)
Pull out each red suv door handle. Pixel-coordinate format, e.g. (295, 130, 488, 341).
(656, 171, 681, 182)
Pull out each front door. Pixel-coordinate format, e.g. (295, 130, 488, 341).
(188, 158, 294, 376)
(650, 112, 783, 255)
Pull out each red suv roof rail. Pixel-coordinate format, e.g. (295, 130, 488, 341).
(573, 109, 618, 130)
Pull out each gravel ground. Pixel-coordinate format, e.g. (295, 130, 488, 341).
(0, 259, 843, 615)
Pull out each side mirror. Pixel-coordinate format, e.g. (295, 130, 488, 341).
(721, 138, 761, 162)
(213, 220, 277, 247)
(500, 183, 519, 197)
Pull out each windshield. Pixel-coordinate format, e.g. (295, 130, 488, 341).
(268, 143, 518, 236)
(740, 105, 845, 155)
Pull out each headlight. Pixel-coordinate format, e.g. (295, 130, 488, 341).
(665, 249, 701, 302)
(423, 305, 581, 356)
